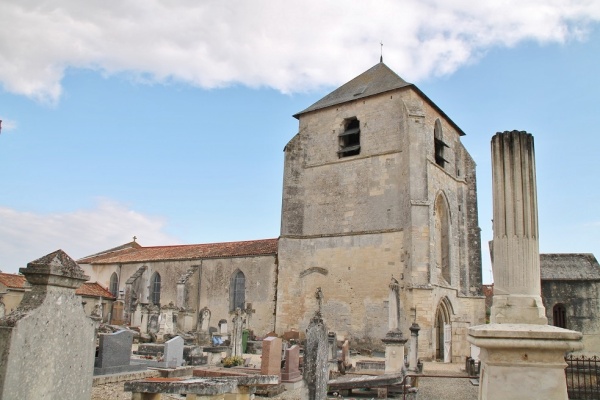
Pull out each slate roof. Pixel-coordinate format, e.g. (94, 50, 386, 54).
(293, 62, 465, 136)
(76, 282, 116, 299)
(78, 238, 279, 265)
(0, 273, 28, 289)
(541, 253, 600, 281)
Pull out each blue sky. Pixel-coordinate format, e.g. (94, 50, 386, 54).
(1, 1, 600, 283)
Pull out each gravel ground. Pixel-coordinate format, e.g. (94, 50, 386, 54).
(91, 361, 478, 400)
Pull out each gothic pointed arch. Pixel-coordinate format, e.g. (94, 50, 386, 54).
(434, 192, 451, 284)
(149, 272, 161, 305)
(230, 269, 246, 311)
(434, 297, 454, 362)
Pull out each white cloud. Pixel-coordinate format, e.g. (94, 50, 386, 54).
(0, 118, 17, 132)
(0, 0, 599, 102)
(0, 199, 180, 273)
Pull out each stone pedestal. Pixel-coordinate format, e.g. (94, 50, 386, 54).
(408, 323, 420, 373)
(468, 324, 582, 400)
(382, 330, 407, 374)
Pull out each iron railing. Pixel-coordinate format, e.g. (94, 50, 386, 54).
(566, 355, 600, 400)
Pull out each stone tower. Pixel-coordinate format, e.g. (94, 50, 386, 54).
(276, 62, 485, 360)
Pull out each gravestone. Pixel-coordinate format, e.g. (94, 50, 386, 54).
(131, 302, 143, 327)
(282, 345, 301, 382)
(111, 301, 124, 325)
(95, 329, 145, 375)
(0, 250, 96, 399)
(218, 318, 228, 339)
(148, 313, 159, 334)
(327, 331, 337, 360)
(231, 308, 244, 357)
(164, 335, 185, 368)
(140, 305, 149, 334)
(197, 307, 211, 345)
(341, 340, 352, 371)
(261, 336, 283, 378)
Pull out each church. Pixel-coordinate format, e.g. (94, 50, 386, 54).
(79, 61, 486, 362)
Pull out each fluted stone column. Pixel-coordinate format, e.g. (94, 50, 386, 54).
(468, 131, 582, 400)
(490, 131, 546, 324)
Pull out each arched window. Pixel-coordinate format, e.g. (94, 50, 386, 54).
(109, 272, 119, 297)
(434, 193, 451, 284)
(150, 272, 161, 305)
(434, 119, 449, 168)
(230, 270, 246, 311)
(553, 303, 567, 329)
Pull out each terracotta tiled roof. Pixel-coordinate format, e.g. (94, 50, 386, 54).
(78, 238, 278, 264)
(0, 273, 27, 289)
(76, 282, 116, 299)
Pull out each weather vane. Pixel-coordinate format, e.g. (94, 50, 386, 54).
(380, 41, 383, 63)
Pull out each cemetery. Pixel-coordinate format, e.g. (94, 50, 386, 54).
(0, 60, 597, 400)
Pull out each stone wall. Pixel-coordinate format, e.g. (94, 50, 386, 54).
(199, 255, 278, 336)
(542, 280, 600, 353)
(277, 232, 405, 349)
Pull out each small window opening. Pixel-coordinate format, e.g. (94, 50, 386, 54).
(553, 304, 567, 329)
(338, 118, 360, 158)
(230, 270, 246, 311)
(150, 272, 161, 305)
(434, 119, 449, 168)
(109, 272, 119, 297)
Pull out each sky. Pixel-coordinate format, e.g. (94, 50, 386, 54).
(1, 1, 600, 284)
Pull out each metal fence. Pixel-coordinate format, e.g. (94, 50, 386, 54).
(566, 355, 600, 400)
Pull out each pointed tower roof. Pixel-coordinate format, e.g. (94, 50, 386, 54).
(294, 62, 465, 136)
(295, 63, 410, 118)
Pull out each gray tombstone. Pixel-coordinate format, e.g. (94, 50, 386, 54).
(164, 336, 184, 368)
(95, 330, 133, 370)
(148, 314, 159, 334)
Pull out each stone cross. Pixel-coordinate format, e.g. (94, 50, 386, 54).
(231, 308, 244, 357)
(304, 312, 329, 400)
(490, 131, 547, 325)
(315, 287, 324, 314)
(244, 302, 255, 330)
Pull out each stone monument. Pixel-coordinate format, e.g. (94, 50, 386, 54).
(304, 288, 329, 400)
(382, 276, 407, 373)
(231, 307, 244, 357)
(468, 131, 582, 400)
(0, 250, 96, 399)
